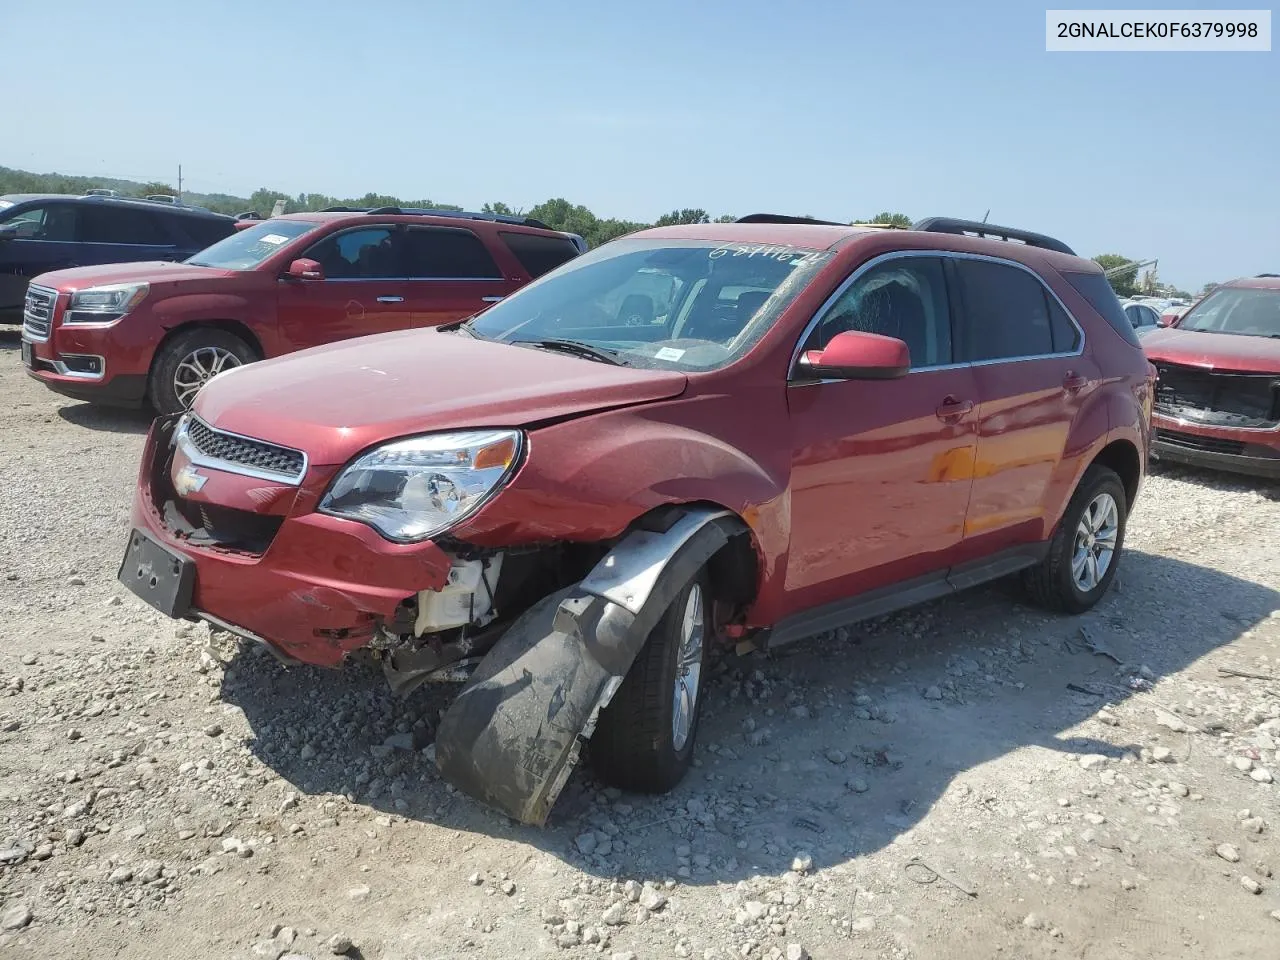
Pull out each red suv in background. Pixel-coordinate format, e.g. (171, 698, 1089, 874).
(20, 208, 585, 414)
(1144, 275, 1280, 478)
(119, 215, 1152, 825)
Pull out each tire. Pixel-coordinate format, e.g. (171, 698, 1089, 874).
(1023, 464, 1128, 614)
(148, 328, 258, 416)
(590, 572, 710, 793)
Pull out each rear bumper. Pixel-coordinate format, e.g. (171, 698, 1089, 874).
(125, 417, 454, 666)
(1151, 413, 1280, 479)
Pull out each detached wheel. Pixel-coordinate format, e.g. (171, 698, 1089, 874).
(1023, 465, 1127, 613)
(590, 573, 709, 793)
(148, 328, 257, 415)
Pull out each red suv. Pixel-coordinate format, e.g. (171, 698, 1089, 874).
(1143, 275, 1280, 478)
(118, 215, 1152, 824)
(20, 208, 585, 414)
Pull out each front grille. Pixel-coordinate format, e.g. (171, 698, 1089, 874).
(183, 416, 306, 482)
(1153, 361, 1280, 429)
(1155, 428, 1246, 456)
(22, 285, 57, 341)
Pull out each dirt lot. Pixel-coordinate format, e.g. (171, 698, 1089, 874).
(2, 328, 1279, 960)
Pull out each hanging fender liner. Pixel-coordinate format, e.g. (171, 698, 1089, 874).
(434, 506, 738, 825)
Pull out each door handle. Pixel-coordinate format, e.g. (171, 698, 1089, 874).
(376, 296, 404, 303)
(1063, 372, 1089, 392)
(481, 296, 504, 303)
(935, 396, 974, 422)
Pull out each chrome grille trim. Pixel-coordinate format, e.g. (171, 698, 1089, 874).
(22, 285, 57, 342)
(176, 415, 308, 485)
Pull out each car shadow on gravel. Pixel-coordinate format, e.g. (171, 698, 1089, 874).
(56, 402, 154, 435)
(0, 328, 21, 352)
(219, 547, 1278, 888)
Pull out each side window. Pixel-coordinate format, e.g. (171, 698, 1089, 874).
(79, 206, 169, 245)
(804, 257, 952, 368)
(304, 227, 400, 279)
(498, 231, 579, 278)
(180, 216, 236, 249)
(0, 204, 77, 241)
(1048, 293, 1081, 351)
(402, 227, 502, 279)
(954, 259, 1055, 361)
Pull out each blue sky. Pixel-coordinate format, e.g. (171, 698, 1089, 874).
(6, 0, 1276, 289)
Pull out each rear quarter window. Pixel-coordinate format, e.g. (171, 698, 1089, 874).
(499, 231, 581, 278)
(1062, 271, 1141, 347)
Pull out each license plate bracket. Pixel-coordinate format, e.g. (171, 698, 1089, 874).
(118, 530, 195, 618)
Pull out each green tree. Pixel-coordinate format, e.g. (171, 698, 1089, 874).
(1092, 254, 1140, 298)
(714, 214, 737, 223)
(653, 208, 709, 227)
(861, 211, 912, 228)
(482, 201, 518, 216)
(1200, 282, 1219, 296)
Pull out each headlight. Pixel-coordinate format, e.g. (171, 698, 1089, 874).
(319, 430, 522, 542)
(65, 282, 149, 324)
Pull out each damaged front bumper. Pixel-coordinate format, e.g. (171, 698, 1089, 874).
(122, 416, 455, 667)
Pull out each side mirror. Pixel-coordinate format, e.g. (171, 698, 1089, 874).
(287, 258, 324, 281)
(795, 330, 910, 380)
(1156, 313, 1175, 327)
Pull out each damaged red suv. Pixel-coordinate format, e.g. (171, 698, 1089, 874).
(1143, 275, 1280, 478)
(119, 215, 1153, 825)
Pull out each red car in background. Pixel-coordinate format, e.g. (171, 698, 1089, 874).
(1144, 275, 1280, 478)
(117, 214, 1153, 824)
(20, 208, 585, 414)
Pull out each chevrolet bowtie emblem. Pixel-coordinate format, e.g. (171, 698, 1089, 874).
(174, 464, 208, 496)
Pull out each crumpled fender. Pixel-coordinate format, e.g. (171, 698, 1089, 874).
(434, 506, 738, 825)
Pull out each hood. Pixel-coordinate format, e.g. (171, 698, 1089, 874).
(1144, 327, 1280, 374)
(194, 329, 689, 465)
(33, 260, 232, 290)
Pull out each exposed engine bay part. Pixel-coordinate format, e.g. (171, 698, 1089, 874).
(414, 555, 503, 635)
(434, 506, 742, 825)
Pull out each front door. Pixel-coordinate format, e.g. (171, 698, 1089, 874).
(784, 254, 979, 615)
(949, 256, 1099, 557)
(399, 225, 516, 327)
(276, 224, 414, 352)
(0, 202, 80, 317)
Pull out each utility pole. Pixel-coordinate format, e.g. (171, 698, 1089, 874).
(177, 164, 183, 201)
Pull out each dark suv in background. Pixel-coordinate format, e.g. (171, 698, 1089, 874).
(21, 208, 585, 413)
(0, 193, 236, 323)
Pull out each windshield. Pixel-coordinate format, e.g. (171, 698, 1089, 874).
(465, 238, 832, 370)
(1178, 286, 1280, 338)
(187, 219, 317, 270)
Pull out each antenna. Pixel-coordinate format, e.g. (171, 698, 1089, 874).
(981, 209, 990, 223)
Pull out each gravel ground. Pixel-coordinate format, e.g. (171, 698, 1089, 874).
(2, 327, 1280, 960)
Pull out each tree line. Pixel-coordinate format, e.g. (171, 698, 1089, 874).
(2, 165, 1207, 297)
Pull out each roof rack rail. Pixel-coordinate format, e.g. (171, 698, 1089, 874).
(735, 213, 847, 227)
(912, 217, 1075, 256)
(1256, 273, 1279, 278)
(352, 206, 555, 230)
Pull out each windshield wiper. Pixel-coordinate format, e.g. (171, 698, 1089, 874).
(518, 338, 625, 365)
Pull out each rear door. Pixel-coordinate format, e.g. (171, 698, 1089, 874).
(77, 204, 181, 264)
(399, 225, 515, 327)
(0, 202, 80, 315)
(276, 224, 413, 351)
(952, 256, 1096, 555)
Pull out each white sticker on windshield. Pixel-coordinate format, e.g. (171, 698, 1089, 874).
(655, 346, 686, 361)
(259, 233, 289, 245)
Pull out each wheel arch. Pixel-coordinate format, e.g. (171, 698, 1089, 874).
(1089, 437, 1142, 509)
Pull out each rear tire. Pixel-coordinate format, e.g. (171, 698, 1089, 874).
(1023, 465, 1128, 613)
(590, 573, 710, 793)
(148, 328, 258, 416)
